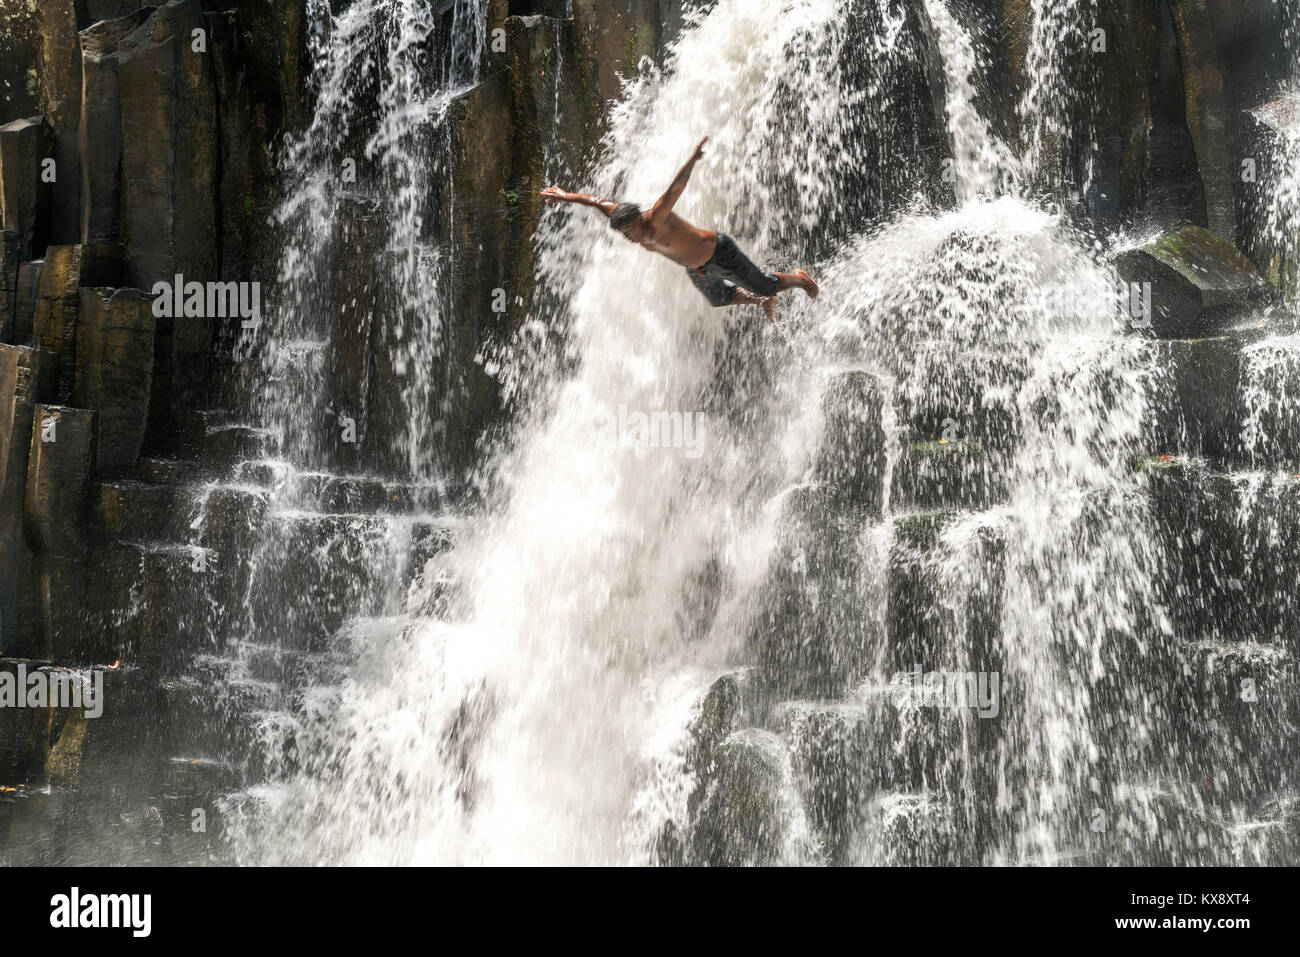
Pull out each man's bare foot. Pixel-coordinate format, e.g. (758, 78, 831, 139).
(762, 297, 776, 322)
(793, 269, 819, 299)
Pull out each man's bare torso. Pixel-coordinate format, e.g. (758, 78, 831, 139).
(636, 213, 718, 269)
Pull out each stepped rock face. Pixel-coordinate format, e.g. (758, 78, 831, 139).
(2, 0, 1299, 867)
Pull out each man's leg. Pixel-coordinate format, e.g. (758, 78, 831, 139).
(730, 286, 777, 322)
(686, 266, 738, 307)
(713, 234, 818, 300)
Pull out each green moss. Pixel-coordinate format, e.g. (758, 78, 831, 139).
(623, 26, 639, 73)
(1133, 454, 1190, 474)
(905, 438, 985, 458)
(1148, 226, 1262, 284)
(892, 509, 956, 550)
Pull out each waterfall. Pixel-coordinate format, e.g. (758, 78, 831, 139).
(251, 0, 485, 479)
(203, 0, 1299, 866)
(1017, 0, 1096, 181)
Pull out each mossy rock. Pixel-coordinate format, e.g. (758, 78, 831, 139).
(892, 439, 1003, 511)
(1114, 227, 1272, 338)
(689, 729, 791, 866)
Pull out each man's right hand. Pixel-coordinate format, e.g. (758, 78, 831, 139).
(541, 186, 568, 203)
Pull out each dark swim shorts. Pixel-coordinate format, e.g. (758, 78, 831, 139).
(685, 233, 781, 307)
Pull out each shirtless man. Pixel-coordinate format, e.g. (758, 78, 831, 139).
(541, 137, 818, 321)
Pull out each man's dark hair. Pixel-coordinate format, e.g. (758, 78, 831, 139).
(609, 202, 642, 231)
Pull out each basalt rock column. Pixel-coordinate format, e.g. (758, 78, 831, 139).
(117, 0, 219, 289)
(32, 244, 125, 401)
(80, 9, 155, 245)
(74, 287, 155, 478)
(0, 346, 56, 656)
(1, 230, 17, 342)
(23, 404, 97, 661)
(0, 116, 52, 263)
(35, 0, 82, 246)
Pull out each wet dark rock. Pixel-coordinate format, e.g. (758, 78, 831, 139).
(79, 9, 154, 244)
(24, 404, 96, 659)
(1079, 785, 1236, 867)
(686, 672, 747, 774)
(1185, 640, 1300, 800)
(778, 701, 873, 864)
(1237, 796, 1300, 866)
(145, 310, 213, 455)
(689, 728, 792, 866)
(507, 13, 591, 180)
(813, 370, 887, 512)
(748, 486, 873, 698)
(35, 1, 82, 245)
(200, 424, 273, 474)
(324, 195, 383, 475)
(195, 485, 270, 609)
(570, 0, 684, 117)
(74, 287, 155, 477)
(1166, 1, 1236, 240)
(85, 2, 145, 21)
(117, 0, 219, 287)
(133, 456, 197, 486)
(247, 513, 401, 648)
(1244, 92, 1300, 297)
(12, 260, 43, 344)
(0, 115, 51, 261)
(1142, 459, 1300, 643)
(203, 2, 307, 285)
(90, 479, 185, 544)
(859, 792, 960, 866)
(23, 404, 96, 558)
(0, 345, 56, 656)
(33, 244, 125, 401)
(1144, 334, 1246, 460)
(1114, 226, 1272, 337)
(891, 439, 1005, 511)
(440, 72, 514, 471)
(0, 3, 40, 121)
(0, 230, 16, 340)
(885, 509, 1005, 678)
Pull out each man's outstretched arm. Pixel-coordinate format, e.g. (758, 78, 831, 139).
(541, 187, 618, 216)
(647, 136, 708, 223)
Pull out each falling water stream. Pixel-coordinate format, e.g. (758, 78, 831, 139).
(199, 0, 1300, 865)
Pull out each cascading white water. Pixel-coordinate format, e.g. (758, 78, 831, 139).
(1017, 0, 1096, 182)
(253, 0, 484, 478)
(237, 0, 876, 866)
(206, 0, 488, 860)
(213, 0, 1300, 866)
(924, 0, 1022, 201)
